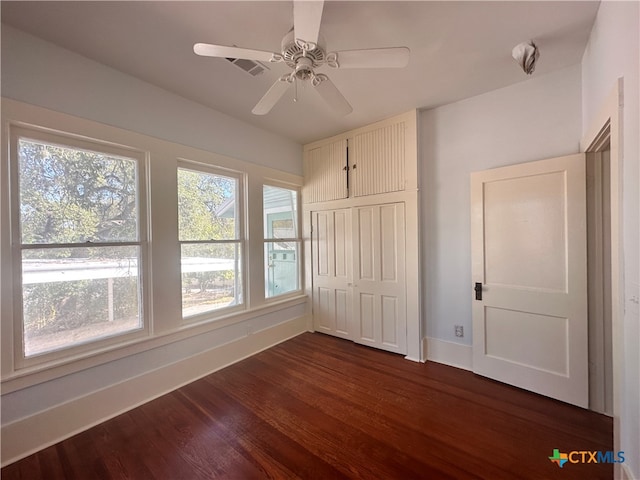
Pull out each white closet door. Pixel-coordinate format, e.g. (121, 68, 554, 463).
(311, 209, 352, 338)
(352, 203, 407, 354)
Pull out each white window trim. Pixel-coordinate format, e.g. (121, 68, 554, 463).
(8, 125, 151, 370)
(177, 161, 247, 322)
(263, 181, 303, 301)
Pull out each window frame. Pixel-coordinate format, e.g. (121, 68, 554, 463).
(8, 125, 151, 369)
(1, 100, 305, 390)
(177, 160, 246, 322)
(262, 182, 303, 300)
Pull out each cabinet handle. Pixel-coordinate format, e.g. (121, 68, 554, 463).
(352, 164, 357, 170)
(343, 166, 348, 171)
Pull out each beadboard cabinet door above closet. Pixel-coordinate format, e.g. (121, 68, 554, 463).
(303, 110, 417, 203)
(304, 139, 348, 203)
(349, 122, 406, 197)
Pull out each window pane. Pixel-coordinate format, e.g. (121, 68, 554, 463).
(265, 241, 300, 297)
(181, 243, 242, 317)
(264, 186, 299, 298)
(18, 138, 138, 244)
(263, 186, 298, 239)
(21, 246, 142, 357)
(178, 168, 238, 241)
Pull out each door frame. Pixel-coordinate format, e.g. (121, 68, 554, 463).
(580, 79, 623, 474)
(586, 143, 613, 415)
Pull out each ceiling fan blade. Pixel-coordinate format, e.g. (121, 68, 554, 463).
(194, 43, 280, 63)
(252, 76, 292, 115)
(313, 74, 352, 116)
(331, 47, 410, 69)
(293, 0, 324, 46)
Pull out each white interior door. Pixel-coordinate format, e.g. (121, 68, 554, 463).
(311, 209, 352, 339)
(471, 154, 588, 408)
(352, 203, 407, 354)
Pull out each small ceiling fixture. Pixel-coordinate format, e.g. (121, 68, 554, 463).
(512, 41, 540, 75)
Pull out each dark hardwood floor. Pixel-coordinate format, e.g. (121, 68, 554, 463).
(2, 332, 613, 479)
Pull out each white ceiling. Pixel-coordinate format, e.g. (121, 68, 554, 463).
(1, 1, 600, 144)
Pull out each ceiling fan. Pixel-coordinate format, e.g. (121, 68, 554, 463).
(193, 0, 410, 116)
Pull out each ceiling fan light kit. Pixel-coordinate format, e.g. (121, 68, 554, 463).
(194, 0, 410, 116)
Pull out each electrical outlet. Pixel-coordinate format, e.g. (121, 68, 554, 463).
(455, 325, 464, 337)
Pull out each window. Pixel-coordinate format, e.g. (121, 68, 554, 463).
(2, 103, 305, 385)
(178, 166, 243, 318)
(12, 131, 146, 358)
(263, 185, 300, 298)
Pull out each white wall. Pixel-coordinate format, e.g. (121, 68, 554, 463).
(0, 24, 307, 465)
(420, 64, 582, 350)
(1, 24, 302, 175)
(581, 2, 639, 478)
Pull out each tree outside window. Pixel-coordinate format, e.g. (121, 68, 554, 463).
(16, 135, 144, 357)
(178, 167, 243, 318)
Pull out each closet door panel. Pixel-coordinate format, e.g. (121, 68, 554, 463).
(352, 203, 407, 354)
(357, 207, 375, 281)
(335, 289, 349, 335)
(312, 209, 352, 339)
(315, 287, 336, 332)
(381, 295, 399, 345)
(358, 293, 376, 342)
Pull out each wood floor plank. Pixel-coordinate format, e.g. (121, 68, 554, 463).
(1, 332, 613, 479)
(179, 377, 346, 479)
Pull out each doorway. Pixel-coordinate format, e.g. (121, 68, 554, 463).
(586, 129, 614, 416)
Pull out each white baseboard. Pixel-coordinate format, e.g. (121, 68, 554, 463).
(1, 315, 308, 467)
(424, 336, 473, 371)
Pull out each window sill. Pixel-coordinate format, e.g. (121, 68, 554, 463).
(1, 295, 308, 394)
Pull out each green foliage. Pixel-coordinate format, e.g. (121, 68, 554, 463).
(23, 277, 139, 338)
(18, 140, 243, 347)
(178, 169, 239, 300)
(18, 138, 141, 345)
(19, 139, 137, 246)
(177, 168, 236, 242)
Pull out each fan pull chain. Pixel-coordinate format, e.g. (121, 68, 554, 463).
(293, 78, 298, 103)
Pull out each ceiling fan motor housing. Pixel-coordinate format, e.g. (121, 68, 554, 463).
(281, 29, 326, 70)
